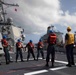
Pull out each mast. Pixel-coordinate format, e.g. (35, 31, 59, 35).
(0, 0, 19, 24)
(50, 25, 54, 31)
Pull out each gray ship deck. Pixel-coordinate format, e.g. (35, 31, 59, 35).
(0, 50, 76, 75)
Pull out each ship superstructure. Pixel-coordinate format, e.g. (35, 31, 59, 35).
(0, 0, 25, 53)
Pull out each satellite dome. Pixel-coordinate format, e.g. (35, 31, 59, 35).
(7, 17, 13, 24)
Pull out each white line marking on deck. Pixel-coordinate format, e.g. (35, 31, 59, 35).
(55, 60, 68, 64)
(24, 70, 48, 75)
(24, 66, 67, 75)
(50, 66, 67, 71)
(17, 57, 67, 64)
(23, 58, 70, 75)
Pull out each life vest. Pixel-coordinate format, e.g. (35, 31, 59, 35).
(28, 42, 34, 48)
(66, 32, 74, 45)
(1, 39, 8, 46)
(17, 42, 23, 48)
(38, 42, 43, 48)
(49, 33, 56, 44)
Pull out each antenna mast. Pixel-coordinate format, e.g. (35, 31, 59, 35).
(0, 0, 19, 24)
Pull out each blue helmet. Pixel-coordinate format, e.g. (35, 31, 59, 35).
(17, 39, 21, 42)
(29, 40, 32, 43)
(49, 30, 53, 33)
(3, 35, 7, 39)
(39, 39, 42, 42)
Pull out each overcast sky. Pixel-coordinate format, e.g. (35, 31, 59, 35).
(4, 0, 76, 43)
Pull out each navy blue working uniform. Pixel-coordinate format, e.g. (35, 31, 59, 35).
(16, 39, 24, 62)
(65, 26, 75, 67)
(46, 31, 56, 67)
(1, 35, 10, 64)
(37, 40, 44, 60)
(26, 40, 35, 61)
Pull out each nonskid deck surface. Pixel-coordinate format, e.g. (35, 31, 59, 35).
(0, 51, 76, 75)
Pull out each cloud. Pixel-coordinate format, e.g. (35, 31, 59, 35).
(4, 0, 76, 35)
(5, 0, 61, 34)
(58, 11, 76, 28)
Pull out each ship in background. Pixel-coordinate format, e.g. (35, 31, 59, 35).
(40, 25, 63, 50)
(0, 0, 25, 54)
(40, 25, 76, 54)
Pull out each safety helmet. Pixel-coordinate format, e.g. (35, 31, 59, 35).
(17, 39, 21, 42)
(29, 40, 32, 43)
(39, 39, 42, 42)
(3, 35, 7, 39)
(49, 30, 53, 33)
(67, 26, 71, 31)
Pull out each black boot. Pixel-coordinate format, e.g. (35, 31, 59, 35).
(71, 62, 75, 65)
(27, 58, 29, 61)
(21, 60, 24, 62)
(6, 62, 9, 65)
(51, 62, 54, 67)
(34, 58, 36, 60)
(37, 57, 38, 61)
(15, 59, 17, 63)
(43, 57, 45, 59)
(66, 64, 71, 67)
(45, 62, 49, 67)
